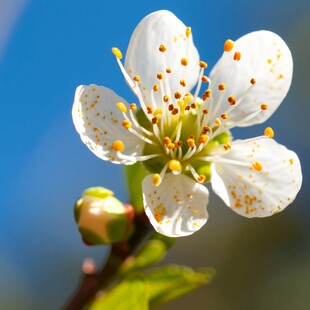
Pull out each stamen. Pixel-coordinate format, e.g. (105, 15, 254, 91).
(215, 118, 221, 126)
(153, 174, 161, 186)
(202, 89, 212, 101)
(187, 137, 195, 148)
(201, 76, 208, 83)
(180, 79, 187, 87)
(181, 58, 189, 66)
(169, 159, 181, 172)
(250, 78, 256, 85)
(130, 103, 137, 110)
(157, 72, 164, 80)
(163, 95, 169, 103)
(133, 75, 140, 82)
(228, 95, 236, 105)
(147, 105, 153, 114)
(252, 161, 263, 172)
(152, 117, 158, 124)
(174, 91, 182, 99)
(112, 140, 125, 152)
(198, 134, 209, 144)
(166, 67, 172, 74)
(184, 93, 193, 104)
(218, 83, 226, 91)
(122, 120, 131, 129)
(172, 108, 179, 115)
(264, 127, 274, 138)
(116, 102, 127, 113)
(233, 52, 241, 61)
(261, 104, 269, 110)
(164, 137, 171, 145)
(199, 61, 208, 68)
(197, 175, 206, 183)
(111, 47, 122, 59)
(186, 27, 191, 37)
(224, 39, 234, 52)
(159, 44, 167, 53)
(153, 84, 159, 92)
(221, 113, 228, 120)
(223, 143, 231, 150)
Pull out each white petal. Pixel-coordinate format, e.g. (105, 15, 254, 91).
(72, 84, 144, 164)
(125, 10, 200, 105)
(142, 173, 209, 237)
(211, 138, 302, 218)
(208, 31, 293, 128)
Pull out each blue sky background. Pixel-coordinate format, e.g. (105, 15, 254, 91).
(1, 0, 309, 309)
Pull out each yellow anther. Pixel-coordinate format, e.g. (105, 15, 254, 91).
(133, 75, 140, 82)
(153, 84, 159, 92)
(221, 113, 228, 120)
(167, 143, 175, 150)
(166, 67, 172, 73)
(157, 72, 163, 80)
(122, 120, 131, 129)
(289, 158, 294, 165)
(215, 118, 221, 126)
(112, 140, 125, 152)
(154, 108, 163, 116)
(264, 127, 274, 138)
(201, 75, 208, 83)
(159, 44, 167, 52)
(152, 174, 161, 186)
(187, 138, 195, 148)
(111, 47, 122, 59)
(174, 140, 183, 148)
(116, 102, 127, 113)
(181, 57, 188, 66)
(197, 175, 206, 183)
(199, 61, 208, 68)
(146, 105, 153, 114)
(174, 91, 182, 99)
(184, 93, 193, 104)
(224, 39, 234, 52)
(228, 95, 237, 105)
(164, 137, 171, 145)
(163, 95, 169, 103)
(180, 79, 187, 87)
(152, 117, 158, 124)
(218, 83, 226, 91)
(250, 78, 256, 85)
(252, 161, 263, 172)
(129, 103, 137, 110)
(199, 134, 209, 144)
(186, 27, 191, 37)
(261, 103, 269, 110)
(169, 159, 181, 171)
(224, 143, 231, 150)
(233, 51, 241, 61)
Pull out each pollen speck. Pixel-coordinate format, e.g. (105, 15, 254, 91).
(180, 79, 187, 87)
(166, 67, 172, 73)
(153, 84, 159, 92)
(218, 83, 226, 91)
(233, 51, 241, 61)
(157, 72, 163, 80)
(129, 103, 137, 110)
(199, 61, 208, 68)
(133, 75, 140, 82)
(250, 78, 256, 85)
(186, 27, 191, 37)
(228, 95, 236, 105)
(122, 120, 131, 129)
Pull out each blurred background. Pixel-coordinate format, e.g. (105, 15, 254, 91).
(0, 0, 309, 309)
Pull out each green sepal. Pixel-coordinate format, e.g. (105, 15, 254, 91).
(124, 162, 148, 213)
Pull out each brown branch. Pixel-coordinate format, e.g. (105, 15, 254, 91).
(63, 212, 153, 310)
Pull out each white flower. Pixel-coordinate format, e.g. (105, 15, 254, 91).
(72, 10, 302, 237)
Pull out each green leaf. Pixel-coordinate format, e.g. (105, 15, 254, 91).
(124, 162, 148, 213)
(89, 278, 148, 310)
(88, 265, 214, 309)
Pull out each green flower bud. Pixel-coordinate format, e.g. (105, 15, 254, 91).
(74, 187, 134, 245)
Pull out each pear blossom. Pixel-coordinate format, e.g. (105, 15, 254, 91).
(72, 10, 302, 237)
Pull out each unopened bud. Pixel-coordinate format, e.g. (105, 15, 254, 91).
(74, 187, 134, 245)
